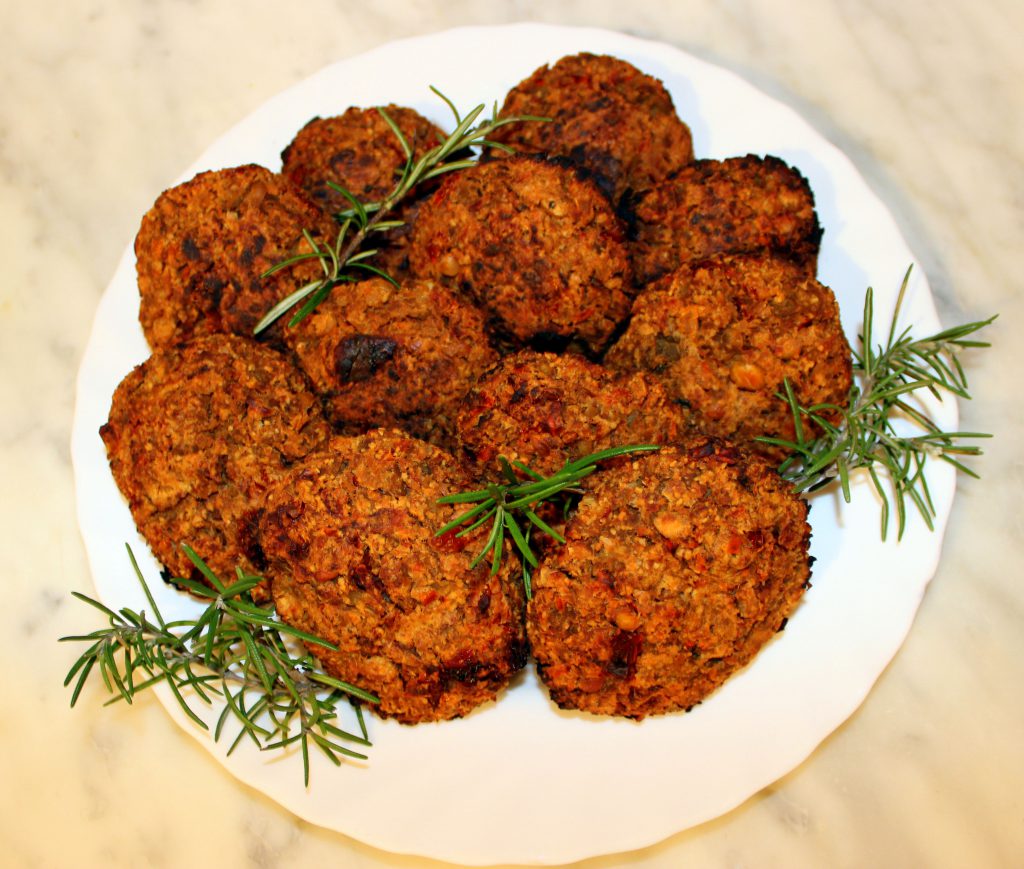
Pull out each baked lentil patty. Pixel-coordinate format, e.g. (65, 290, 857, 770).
(629, 155, 822, 287)
(100, 334, 331, 599)
(456, 350, 693, 476)
(282, 105, 443, 210)
(488, 52, 693, 203)
(281, 106, 446, 273)
(605, 252, 851, 458)
(527, 439, 811, 718)
(260, 430, 528, 723)
(136, 164, 332, 348)
(284, 276, 498, 448)
(407, 155, 633, 353)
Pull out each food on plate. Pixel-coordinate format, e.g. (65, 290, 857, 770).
(135, 164, 333, 348)
(259, 430, 528, 723)
(106, 49, 845, 730)
(99, 334, 331, 599)
(488, 52, 694, 203)
(605, 252, 851, 458)
(281, 105, 446, 273)
(283, 276, 499, 448)
(455, 349, 693, 476)
(628, 155, 822, 287)
(527, 439, 812, 718)
(407, 155, 633, 353)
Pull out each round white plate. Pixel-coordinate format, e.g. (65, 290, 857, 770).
(71, 23, 955, 866)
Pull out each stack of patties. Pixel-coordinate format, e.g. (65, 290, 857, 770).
(101, 51, 851, 724)
(110, 137, 528, 722)
(459, 53, 845, 718)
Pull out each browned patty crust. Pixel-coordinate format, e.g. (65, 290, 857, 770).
(407, 156, 633, 353)
(281, 106, 446, 273)
(489, 53, 694, 203)
(99, 334, 331, 597)
(605, 253, 851, 457)
(630, 155, 822, 287)
(260, 431, 527, 723)
(456, 350, 693, 477)
(136, 165, 333, 349)
(284, 277, 498, 447)
(528, 440, 811, 718)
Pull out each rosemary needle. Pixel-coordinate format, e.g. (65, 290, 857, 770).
(61, 543, 378, 786)
(760, 266, 996, 540)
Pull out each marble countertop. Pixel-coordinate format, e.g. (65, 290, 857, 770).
(3, 2, 1021, 866)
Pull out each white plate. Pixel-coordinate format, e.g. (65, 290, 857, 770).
(71, 23, 955, 866)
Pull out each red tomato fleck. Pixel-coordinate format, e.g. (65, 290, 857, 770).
(432, 529, 469, 553)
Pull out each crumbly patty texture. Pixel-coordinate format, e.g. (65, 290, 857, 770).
(489, 53, 693, 203)
(605, 253, 851, 456)
(282, 105, 443, 208)
(136, 164, 332, 349)
(260, 430, 528, 723)
(456, 350, 693, 476)
(407, 156, 633, 352)
(629, 155, 822, 287)
(527, 440, 811, 718)
(284, 277, 498, 447)
(100, 335, 331, 597)
(281, 106, 446, 274)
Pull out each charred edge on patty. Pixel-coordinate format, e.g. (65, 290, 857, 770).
(333, 334, 400, 384)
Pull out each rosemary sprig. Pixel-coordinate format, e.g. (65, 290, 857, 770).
(61, 543, 378, 785)
(436, 445, 660, 598)
(254, 90, 546, 333)
(759, 267, 996, 540)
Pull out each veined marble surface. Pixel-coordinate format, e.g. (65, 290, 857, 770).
(2, 1, 1021, 867)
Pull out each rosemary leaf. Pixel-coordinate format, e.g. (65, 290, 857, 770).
(377, 105, 413, 163)
(61, 546, 378, 783)
(763, 266, 996, 540)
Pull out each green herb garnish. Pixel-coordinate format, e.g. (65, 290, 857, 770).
(760, 267, 996, 539)
(436, 445, 660, 598)
(254, 90, 546, 334)
(61, 544, 377, 785)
